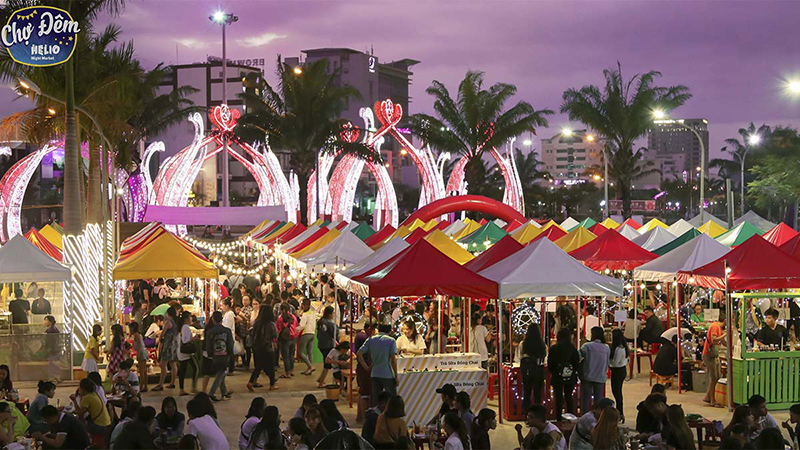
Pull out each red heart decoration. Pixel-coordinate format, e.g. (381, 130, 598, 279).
(210, 105, 241, 132)
(339, 122, 360, 143)
(375, 99, 403, 126)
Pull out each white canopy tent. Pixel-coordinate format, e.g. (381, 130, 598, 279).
(667, 219, 695, 237)
(633, 234, 730, 282)
(560, 217, 579, 230)
(479, 238, 623, 298)
(0, 234, 71, 282)
(734, 210, 775, 231)
(280, 225, 321, 250)
(493, 218, 507, 228)
(299, 231, 373, 273)
(617, 224, 641, 240)
(688, 210, 727, 228)
(442, 220, 467, 236)
(334, 237, 410, 296)
(632, 227, 677, 251)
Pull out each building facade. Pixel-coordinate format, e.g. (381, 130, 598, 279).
(648, 118, 709, 183)
(540, 129, 603, 183)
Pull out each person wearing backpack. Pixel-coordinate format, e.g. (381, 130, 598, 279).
(205, 311, 234, 401)
(547, 329, 580, 421)
(277, 303, 299, 378)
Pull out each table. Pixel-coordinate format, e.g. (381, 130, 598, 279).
(687, 418, 720, 449)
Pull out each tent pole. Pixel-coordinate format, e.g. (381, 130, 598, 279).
(497, 297, 504, 424)
(439, 295, 444, 354)
(677, 283, 682, 394)
(633, 279, 639, 376)
(725, 262, 733, 411)
(349, 293, 354, 409)
(465, 297, 470, 353)
(667, 285, 671, 328)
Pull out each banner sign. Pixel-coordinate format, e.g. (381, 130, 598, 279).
(2, 6, 80, 67)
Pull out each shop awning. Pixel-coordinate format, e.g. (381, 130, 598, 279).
(424, 230, 474, 265)
(653, 228, 701, 256)
(632, 227, 677, 252)
(666, 219, 695, 237)
(734, 210, 775, 232)
(0, 234, 71, 282)
(678, 234, 800, 290)
(570, 229, 658, 271)
(352, 239, 498, 298)
(480, 238, 622, 298)
(113, 226, 217, 280)
(716, 221, 764, 247)
(762, 223, 798, 247)
(634, 234, 729, 282)
(554, 226, 597, 253)
(698, 220, 727, 238)
(464, 235, 524, 273)
(24, 228, 62, 261)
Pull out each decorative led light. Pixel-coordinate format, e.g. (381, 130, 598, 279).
(511, 303, 540, 339)
(394, 311, 428, 339)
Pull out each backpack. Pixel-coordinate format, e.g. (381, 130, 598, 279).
(279, 314, 293, 341)
(212, 329, 228, 357)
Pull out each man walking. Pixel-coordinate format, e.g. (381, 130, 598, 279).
(357, 324, 398, 406)
(579, 326, 610, 412)
(206, 311, 233, 401)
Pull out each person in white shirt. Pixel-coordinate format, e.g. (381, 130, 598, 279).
(177, 311, 199, 395)
(298, 299, 318, 375)
(469, 313, 491, 368)
(186, 398, 229, 450)
(396, 319, 426, 356)
(609, 329, 629, 423)
(622, 309, 641, 342)
(324, 292, 341, 328)
(238, 397, 266, 450)
(112, 359, 140, 396)
(579, 304, 601, 341)
(221, 298, 237, 375)
(523, 405, 566, 450)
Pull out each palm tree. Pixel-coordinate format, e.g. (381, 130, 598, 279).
(236, 56, 376, 224)
(409, 71, 552, 194)
(560, 63, 691, 218)
(0, 0, 126, 234)
(719, 123, 771, 216)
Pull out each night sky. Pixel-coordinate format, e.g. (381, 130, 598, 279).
(3, 1, 800, 159)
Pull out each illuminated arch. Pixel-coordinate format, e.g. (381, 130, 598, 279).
(402, 194, 526, 225)
(0, 143, 56, 242)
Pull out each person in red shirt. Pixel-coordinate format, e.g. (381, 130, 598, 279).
(702, 314, 726, 407)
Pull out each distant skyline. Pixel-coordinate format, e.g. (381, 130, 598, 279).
(2, 1, 799, 162)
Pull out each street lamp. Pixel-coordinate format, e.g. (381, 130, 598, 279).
(653, 109, 707, 222)
(208, 10, 238, 208)
(728, 133, 760, 217)
(787, 79, 800, 95)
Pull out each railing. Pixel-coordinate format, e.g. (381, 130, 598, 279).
(732, 351, 800, 409)
(0, 332, 72, 381)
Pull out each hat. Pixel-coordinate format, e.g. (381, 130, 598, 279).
(436, 384, 457, 397)
(594, 398, 615, 410)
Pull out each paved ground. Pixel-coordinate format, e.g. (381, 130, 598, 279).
(14, 364, 794, 449)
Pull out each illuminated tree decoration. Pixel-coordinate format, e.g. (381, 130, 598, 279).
(511, 303, 541, 339)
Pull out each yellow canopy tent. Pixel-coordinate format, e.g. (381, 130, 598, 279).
(422, 219, 439, 231)
(511, 223, 542, 244)
(245, 218, 274, 236)
(424, 229, 474, 265)
(698, 220, 727, 238)
(39, 224, 63, 250)
(407, 218, 426, 232)
(452, 221, 481, 240)
(113, 227, 217, 280)
(258, 222, 294, 244)
(600, 218, 619, 229)
(554, 226, 597, 252)
(290, 228, 341, 259)
(639, 218, 669, 233)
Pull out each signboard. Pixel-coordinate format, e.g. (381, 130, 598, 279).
(609, 199, 656, 213)
(2, 6, 80, 67)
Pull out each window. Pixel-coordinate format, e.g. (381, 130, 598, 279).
(556, 157, 568, 161)
(557, 149, 568, 154)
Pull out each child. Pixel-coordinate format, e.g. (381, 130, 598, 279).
(128, 322, 149, 392)
(782, 403, 800, 448)
(82, 324, 102, 373)
(112, 359, 140, 399)
(325, 342, 351, 396)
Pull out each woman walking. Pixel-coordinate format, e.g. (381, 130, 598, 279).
(469, 313, 491, 370)
(277, 303, 299, 378)
(153, 306, 179, 391)
(177, 311, 199, 395)
(316, 306, 337, 388)
(247, 305, 279, 392)
(298, 299, 317, 375)
(547, 329, 580, 420)
(520, 323, 547, 409)
(609, 329, 629, 422)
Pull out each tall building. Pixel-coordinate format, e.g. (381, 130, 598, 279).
(648, 119, 709, 183)
(152, 58, 263, 205)
(540, 130, 603, 183)
(285, 49, 420, 188)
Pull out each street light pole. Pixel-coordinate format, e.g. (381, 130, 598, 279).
(733, 134, 760, 218)
(210, 11, 238, 208)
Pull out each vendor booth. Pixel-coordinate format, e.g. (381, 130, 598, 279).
(0, 235, 73, 381)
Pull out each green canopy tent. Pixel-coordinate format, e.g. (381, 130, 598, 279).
(350, 222, 376, 241)
(716, 221, 764, 247)
(572, 217, 597, 231)
(653, 228, 701, 256)
(458, 221, 509, 250)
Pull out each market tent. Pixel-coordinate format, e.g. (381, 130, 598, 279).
(554, 226, 597, 252)
(617, 224, 641, 241)
(504, 219, 525, 233)
(574, 218, 597, 231)
(246, 218, 277, 237)
(677, 234, 800, 290)
(114, 228, 217, 280)
(716, 222, 764, 247)
(119, 222, 164, 258)
(263, 222, 305, 245)
(334, 237, 409, 297)
(616, 218, 642, 231)
(403, 227, 428, 245)
(653, 228, 701, 256)
(443, 220, 467, 237)
(570, 229, 658, 271)
(24, 228, 62, 261)
(464, 235, 524, 273)
(424, 230, 475, 265)
(252, 220, 284, 240)
(290, 228, 340, 258)
(698, 220, 727, 238)
(632, 227, 677, 251)
(284, 226, 329, 254)
(39, 224, 63, 250)
(352, 239, 498, 298)
(600, 218, 619, 229)
(334, 221, 352, 231)
(526, 219, 542, 228)
(389, 225, 413, 240)
(49, 222, 63, 234)
(350, 222, 376, 241)
(639, 218, 669, 234)
(280, 225, 321, 250)
(299, 231, 373, 272)
(761, 223, 798, 247)
(452, 220, 481, 240)
(735, 210, 776, 231)
(480, 238, 622, 298)
(363, 225, 396, 248)
(422, 219, 440, 231)
(0, 234, 71, 282)
(687, 210, 726, 228)
(634, 234, 730, 282)
(529, 224, 567, 243)
(511, 222, 542, 244)
(407, 218, 427, 231)
(588, 223, 608, 236)
(458, 221, 508, 247)
(493, 218, 507, 228)
(560, 217, 579, 230)
(779, 234, 800, 259)
(667, 219, 695, 237)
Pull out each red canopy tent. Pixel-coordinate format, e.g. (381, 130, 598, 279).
(530, 225, 567, 243)
(284, 227, 329, 254)
(24, 228, 63, 261)
(404, 227, 428, 245)
(779, 234, 800, 259)
(569, 228, 657, 271)
(762, 223, 798, 247)
(430, 221, 451, 233)
(677, 234, 800, 290)
(478, 218, 488, 225)
(363, 225, 397, 248)
(353, 239, 498, 298)
(464, 235, 524, 273)
(252, 220, 283, 240)
(588, 223, 609, 236)
(503, 219, 525, 233)
(616, 218, 642, 230)
(264, 223, 306, 245)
